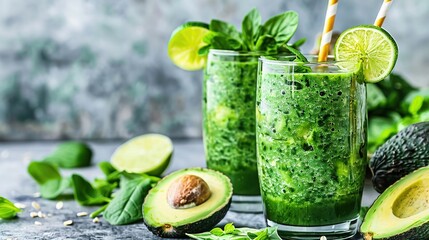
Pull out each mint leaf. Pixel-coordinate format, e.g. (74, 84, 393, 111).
(255, 35, 277, 52)
(242, 8, 262, 50)
(198, 45, 211, 56)
(0, 196, 21, 219)
(210, 19, 241, 40)
(71, 174, 110, 206)
(262, 11, 298, 45)
(104, 178, 152, 225)
(99, 161, 117, 177)
(409, 95, 424, 116)
(187, 224, 280, 240)
(210, 227, 224, 236)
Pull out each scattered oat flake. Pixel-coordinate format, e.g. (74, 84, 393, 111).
(30, 212, 38, 218)
(33, 192, 41, 198)
(77, 212, 88, 217)
(34, 221, 42, 226)
(320, 236, 327, 240)
(63, 220, 73, 226)
(93, 217, 100, 223)
(56, 201, 64, 210)
(37, 211, 46, 218)
(14, 203, 26, 209)
(31, 201, 41, 210)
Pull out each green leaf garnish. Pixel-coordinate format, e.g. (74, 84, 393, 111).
(187, 223, 281, 240)
(71, 174, 111, 206)
(43, 141, 92, 168)
(28, 161, 70, 199)
(0, 196, 21, 219)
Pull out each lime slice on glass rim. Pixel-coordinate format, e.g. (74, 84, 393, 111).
(334, 25, 398, 83)
(168, 22, 209, 71)
(111, 134, 173, 176)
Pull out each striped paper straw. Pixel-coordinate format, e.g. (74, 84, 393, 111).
(318, 0, 339, 62)
(374, 0, 393, 27)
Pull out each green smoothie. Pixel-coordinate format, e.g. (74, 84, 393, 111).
(256, 63, 367, 226)
(203, 50, 259, 196)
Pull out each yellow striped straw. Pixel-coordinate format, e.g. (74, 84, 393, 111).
(374, 0, 393, 27)
(318, 0, 339, 62)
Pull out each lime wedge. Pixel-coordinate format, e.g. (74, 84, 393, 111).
(334, 25, 398, 83)
(168, 22, 209, 71)
(111, 134, 173, 176)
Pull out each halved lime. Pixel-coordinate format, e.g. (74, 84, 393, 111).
(168, 22, 209, 71)
(334, 25, 398, 83)
(111, 134, 173, 176)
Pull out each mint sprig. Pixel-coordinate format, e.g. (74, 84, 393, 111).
(200, 8, 305, 56)
(187, 223, 281, 240)
(0, 196, 21, 219)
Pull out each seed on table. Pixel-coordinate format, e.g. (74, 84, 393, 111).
(63, 220, 73, 226)
(93, 217, 100, 223)
(30, 212, 38, 218)
(14, 203, 26, 209)
(31, 201, 41, 210)
(320, 236, 327, 240)
(76, 212, 88, 217)
(37, 211, 46, 218)
(56, 201, 64, 210)
(34, 221, 42, 226)
(33, 192, 41, 198)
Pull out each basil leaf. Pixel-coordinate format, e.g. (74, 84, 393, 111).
(40, 177, 71, 199)
(242, 8, 261, 50)
(210, 19, 241, 40)
(71, 174, 110, 206)
(0, 196, 21, 219)
(28, 161, 62, 184)
(103, 178, 152, 225)
(262, 11, 298, 45)
(44, 142, 92, 168)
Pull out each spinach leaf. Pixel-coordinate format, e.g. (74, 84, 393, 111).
(28, 161, 70, 199)
(262, 11, 298, 45)
(0, 196, 21, 219)
(290, 38, 306, 49)
(99, 161, 116, 176)
(242, 8, 261, 50)
(28, 161, 62, 184)
(255, 35, 276, 52)
(103, 178, 152, 225)
(44, 141, 92, 169)
(71, 174, 111, 206)
(40, 178, 71, 199)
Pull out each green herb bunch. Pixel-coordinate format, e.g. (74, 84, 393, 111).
(187, 223, 281, 240)
(198, 8, 305, 56)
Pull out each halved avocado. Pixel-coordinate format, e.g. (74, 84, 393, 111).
(361, 166, 429, 240)
(143, 167, 232, 238)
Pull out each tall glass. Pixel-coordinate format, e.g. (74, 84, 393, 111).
(203, 50, 261, 212)
(256, 56, 367, 239)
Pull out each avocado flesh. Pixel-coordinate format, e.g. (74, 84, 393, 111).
(361, 166, 429, 239)
(143, 168, 232, 238)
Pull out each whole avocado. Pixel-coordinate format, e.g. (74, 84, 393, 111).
(370, 121, 429, 193)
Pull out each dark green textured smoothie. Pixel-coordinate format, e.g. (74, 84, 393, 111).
(203, 50, 260, 196)
(256, 62, 367, 226)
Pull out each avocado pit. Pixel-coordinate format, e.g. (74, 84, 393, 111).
(167, 174, 211, 209)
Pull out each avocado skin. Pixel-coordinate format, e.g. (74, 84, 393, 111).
(363, 222, 429, 240)
(144, 199, 231, 238)
(370, 122, 429, 193)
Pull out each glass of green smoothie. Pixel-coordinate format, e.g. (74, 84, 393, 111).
(203, 49, 262, 212)
(256, 56, 367, 239)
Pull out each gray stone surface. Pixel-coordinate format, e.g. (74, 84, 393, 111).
(0, 141, 378, 239)
(0, 0, 428, 140)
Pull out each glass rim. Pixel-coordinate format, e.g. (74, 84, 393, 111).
(209, 49, 291, 57)
(259, 55, 348, 66)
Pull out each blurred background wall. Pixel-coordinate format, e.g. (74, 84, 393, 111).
(0, 0, 428, 140)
